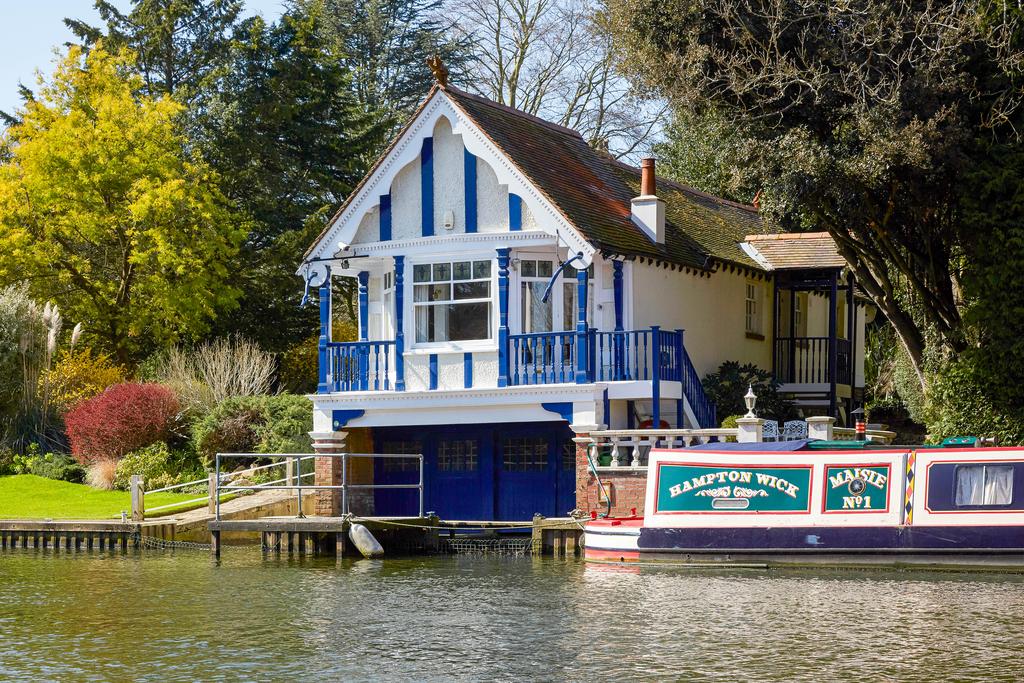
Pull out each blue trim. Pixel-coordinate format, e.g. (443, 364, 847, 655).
(394, 256, 405, 391)
(497, 248, 511, 387)
(626, 400, 635, 429)
(332, 409, 365, 430)
(612, 260, 624, 331)
(651, 326, 661, 425)
(464, 352, 473, 388)
(541, 402, 573, 423)
(508, 193, 522, 231)
(429, 353, 438, 390)
(676, 398, 684, 429)
(636, 525, 1024, 553)
(421, 138, 434, 237)
(575, 268, 589, 383)
(602, 388, 610, 429)
(379, 194, 392, 241)
(357, 271, 369, 341)
(317, 267, 332, 393)
(464, 149, 477, 233)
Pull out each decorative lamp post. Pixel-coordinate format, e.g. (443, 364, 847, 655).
(743, 385, 757, 418)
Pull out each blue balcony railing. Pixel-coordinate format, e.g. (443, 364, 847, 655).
(509, 327, 717, 428)
(325, 340, 395, 392)
(320, 328, 717, 428)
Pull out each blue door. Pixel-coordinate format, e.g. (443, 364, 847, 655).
(374, 422, 573, 520)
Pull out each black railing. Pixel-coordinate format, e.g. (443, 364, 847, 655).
(774, 336, 852, 385)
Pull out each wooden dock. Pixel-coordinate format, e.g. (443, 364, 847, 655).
(0, 519, 178, 552)
(531, 517, 585, 558)
(207, 516, 441, 557)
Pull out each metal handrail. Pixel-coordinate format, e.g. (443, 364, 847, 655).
(213, 452, 424, 520)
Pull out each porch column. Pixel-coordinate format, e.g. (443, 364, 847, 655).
(497, 248, 511, 387)
(394, 256, 406, 391)
(846, 271, 856, 423)
(311, 431, 347, 517)
(575, 266, 589, 383)
(612, 259, 624, 380)
(317, 267, 332, 394)
(358, 271, 370, 391)
(828, 270, 839, 417)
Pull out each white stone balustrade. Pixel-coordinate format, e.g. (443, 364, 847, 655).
(588, 428, 742, 469)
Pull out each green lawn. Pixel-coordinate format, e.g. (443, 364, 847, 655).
(0, 475, 205, 520)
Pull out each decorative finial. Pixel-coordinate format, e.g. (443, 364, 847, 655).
(426, 54, 449, 88)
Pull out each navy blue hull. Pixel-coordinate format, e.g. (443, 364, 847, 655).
(638, 526, 1024, 553)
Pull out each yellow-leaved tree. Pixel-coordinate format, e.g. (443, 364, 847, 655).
(0, 46, 246, 362)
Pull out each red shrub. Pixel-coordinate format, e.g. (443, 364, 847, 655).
(65, 383, 180, 465)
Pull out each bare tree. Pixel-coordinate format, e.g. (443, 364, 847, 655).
(457, 0, 665, 158)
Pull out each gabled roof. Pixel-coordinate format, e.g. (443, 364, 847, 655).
(306, 83, 766, 271)
(445, 87, 763, 271)
(743, 232, 846, 270)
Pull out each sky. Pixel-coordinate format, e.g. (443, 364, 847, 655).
(0, 0, 287, 116)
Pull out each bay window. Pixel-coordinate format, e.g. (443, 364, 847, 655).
(414, 259, 492, 343)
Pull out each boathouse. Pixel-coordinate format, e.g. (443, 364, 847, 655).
(301, 72, 869, 521)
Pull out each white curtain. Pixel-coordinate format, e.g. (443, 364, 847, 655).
(984, 466, 1014, 505)
(956, 465, 1014, 506)
(955, 466, 985, 506)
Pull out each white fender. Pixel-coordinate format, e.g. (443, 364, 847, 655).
(348, 523, 384, 559)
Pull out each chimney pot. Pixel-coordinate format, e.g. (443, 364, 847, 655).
(631, 158, 665, 244)
(640, 157, 656, 196)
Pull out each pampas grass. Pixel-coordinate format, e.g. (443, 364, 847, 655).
(86, 459, 119, 490)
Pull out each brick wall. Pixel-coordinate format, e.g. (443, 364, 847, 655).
(574, 435, 649, 517)
(311, 428, 375, 517)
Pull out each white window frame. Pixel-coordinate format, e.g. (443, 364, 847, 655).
(512, 254, 593, 335)
(406, 254, 497, 352)
(745, 281, 763, 337)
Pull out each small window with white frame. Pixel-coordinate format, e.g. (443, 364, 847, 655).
(955, 464, 1014, 506)
(745, 281, 763, 337)
(413, 260, 492, 344)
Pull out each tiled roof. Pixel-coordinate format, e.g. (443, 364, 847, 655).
(743, 232, 846, 270)
(446, 86, 763, 271)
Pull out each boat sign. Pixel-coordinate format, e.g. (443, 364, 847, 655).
(822, 464, 890, 512)
(655, 463, 812, 513)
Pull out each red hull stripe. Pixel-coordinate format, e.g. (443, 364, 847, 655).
(584, 548, 641, 561)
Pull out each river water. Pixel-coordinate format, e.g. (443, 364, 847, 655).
(1, 549, 1023, 682)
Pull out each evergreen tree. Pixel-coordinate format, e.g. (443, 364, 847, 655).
(199, 10, 386, 351)
(65, 0, 242, 103)
(301, 0, 474, 129)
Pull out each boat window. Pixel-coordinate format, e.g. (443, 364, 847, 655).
(437, 439, 478, 472)
(955, 464, 1014, 506)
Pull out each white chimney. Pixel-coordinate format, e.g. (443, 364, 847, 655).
(631, 157, 665, 244)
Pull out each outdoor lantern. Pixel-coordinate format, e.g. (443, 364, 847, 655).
(744, 384, 757, 418)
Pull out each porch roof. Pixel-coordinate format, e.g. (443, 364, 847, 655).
(742, 232, 846, 270)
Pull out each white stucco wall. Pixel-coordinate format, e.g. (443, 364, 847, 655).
(476, 156, 509, 233)
(391, 157, 421, 241)
(353, 206, 379, 244)
(631, 262, 773, 379)
(432, 118, 466, 234)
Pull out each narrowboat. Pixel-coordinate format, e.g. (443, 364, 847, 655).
(584, 442, 1024, 570)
